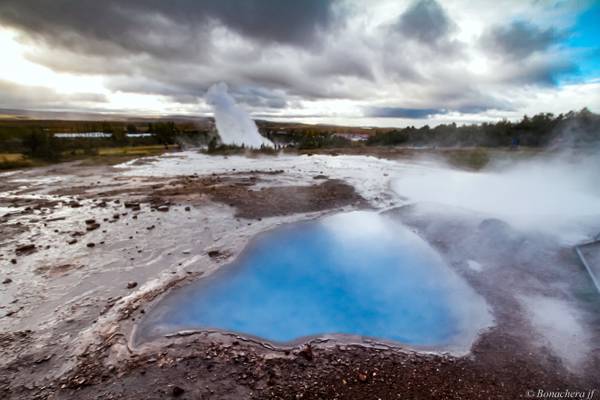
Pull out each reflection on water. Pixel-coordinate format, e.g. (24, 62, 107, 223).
(137, 211, 490, 347)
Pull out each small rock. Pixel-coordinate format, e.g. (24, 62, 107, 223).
(298, 344, 313, 361)
(5, 308, 21, 317)
(86, 223, 101, 231)
(172, 386, 185, 397)
(85, 219, 96, 225)
(74, 377, 86, 386)
(15, 244, 36, 255)
(67, 239, 77, 245)
(86, 243, 96, 248)
(127, 281, 137, 289)
(357, 372, 368, 383)
(2, 278, 12, 284)
(10, 259, 17, 265)
(184, 206, 191, 211)
(157, 205, 169, 212)
(147, 225, 155, 230)
(34, 354, 53, 364)
(207, 250, 221, 258)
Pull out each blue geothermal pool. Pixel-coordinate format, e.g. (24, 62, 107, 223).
(136, 212, 489, 346)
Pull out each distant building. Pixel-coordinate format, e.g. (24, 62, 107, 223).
(54, 132, 111, 138)
(54, 132, 155, 138)
(333, 132, 370, 142)
(125, 133, 154, 137)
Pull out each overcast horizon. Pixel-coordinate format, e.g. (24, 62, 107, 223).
(0, 0, 599, 128)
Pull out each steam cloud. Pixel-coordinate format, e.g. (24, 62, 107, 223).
(391, 152, 600, 243)
(205, 82, 273, 148)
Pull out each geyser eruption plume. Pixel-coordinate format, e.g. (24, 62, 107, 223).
(205, 82, 273, 148)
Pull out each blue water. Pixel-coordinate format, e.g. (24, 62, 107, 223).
(139, 212, 474, 345)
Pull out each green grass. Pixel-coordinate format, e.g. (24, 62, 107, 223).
(0, 153, 38, 170)
(0, 153, 25, 162)
(442, 149, 491, 170)
(0, 145, 170, 170)
(97, 145, 167, 156)
(72, 145, 169, 166)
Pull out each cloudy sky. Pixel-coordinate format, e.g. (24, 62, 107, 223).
(0, 0, 598, 127)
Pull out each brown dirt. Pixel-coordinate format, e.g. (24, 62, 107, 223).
(34, 263, 83, 278)
(1, 326, 591, 400)
(149, 176, 368, 219)
(59, 173, 369, 219)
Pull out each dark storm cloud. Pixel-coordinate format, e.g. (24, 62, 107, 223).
(104, 75, 206, 100)
(482, 21, 564, 59)
(106, 73, 289, 109)
(395, 0, 454, 45)
(237, 63, 370, 101)
(0, 0, 337, 58)
(501, 57, 577, 86)
(365, 84, 515, 118)
(424, 84, 515, 113)
(231, 87, 288, 109)
(306, 52, 375, 81)
(366, 107, 446, 118)
(0, 80, 107, 109)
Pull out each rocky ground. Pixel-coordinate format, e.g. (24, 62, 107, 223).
(1, 151, 599, 399)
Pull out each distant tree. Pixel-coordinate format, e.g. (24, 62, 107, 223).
(111, 129, 129, 145)
(101, 121, 113, 133)
(154, 122, 178, 147)
(367, 129, 409, 145)
(22, 130, 62, 161)
(126, 123, 138, 133)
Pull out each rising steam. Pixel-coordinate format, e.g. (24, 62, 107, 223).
(205, 82, 273, 148)
(391, 152, 600, 243)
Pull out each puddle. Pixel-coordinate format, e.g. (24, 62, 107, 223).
(135, 211, 491, 350)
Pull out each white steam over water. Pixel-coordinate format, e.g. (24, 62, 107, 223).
(391, 153, 600, 243)
(205, 82, 273, 148)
